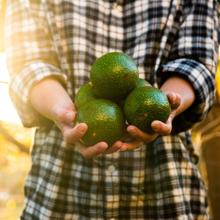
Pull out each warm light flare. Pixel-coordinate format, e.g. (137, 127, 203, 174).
(216, 60, 220, 99)
(0, 53, 21, 124)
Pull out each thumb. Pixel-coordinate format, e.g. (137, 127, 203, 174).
(64, 111, 76, 123)
(53, 106, 76, 126)
(166, 92, 181, 110)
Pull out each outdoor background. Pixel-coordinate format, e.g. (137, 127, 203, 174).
(1, 1, 220, 219)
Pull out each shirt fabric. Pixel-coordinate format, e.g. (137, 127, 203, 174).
(5, 0, 218, 219)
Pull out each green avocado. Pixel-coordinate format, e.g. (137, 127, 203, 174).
(76, 99, 125, 146)
(75, 82, 97, 109)
(135, 78, 152, 88)
(90, 52, 139, 101)
(124, 86, 171, 133)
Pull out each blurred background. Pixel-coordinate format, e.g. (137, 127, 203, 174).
(0, 1, 34, 219)
(0, 1, 220, 219)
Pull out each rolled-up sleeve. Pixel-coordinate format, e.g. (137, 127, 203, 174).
(157, 0, 218, 133)
(5, 0, 66, 127)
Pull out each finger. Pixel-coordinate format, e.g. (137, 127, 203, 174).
(151, 105, 177, 135)
(60, 111, 76, 124)
(166, 92, 181, 109)
(104, 141, 123, 154)
(52, 104, 76, 124)
(120, 139, 144, 151)
(63, 123, 88, 143)
(79, 142, 108, 159)
(151, 121, 171, 135)
(167, 109, 176, 124)
(54, 111, 77, 132)
(127, 125, 157, 143)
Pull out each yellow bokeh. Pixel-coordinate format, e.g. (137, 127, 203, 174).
(216, 60, 220, 98)
(0, 0, 6, 52)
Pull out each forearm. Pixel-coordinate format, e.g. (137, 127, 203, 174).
(29, 78, 75, 121)
(160, 76, 195, 116)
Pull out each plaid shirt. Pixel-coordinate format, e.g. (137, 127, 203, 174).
(5, 0, 218, 219)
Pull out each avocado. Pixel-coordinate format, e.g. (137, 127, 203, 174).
(76, 99, 125, 146)
(124, 86, 171, 133)
(75, 81, 97, 109)
(90, 52, 139, 101)
(135, 78, 152, 88)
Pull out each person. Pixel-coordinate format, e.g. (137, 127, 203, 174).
(5, 0, 218, 219)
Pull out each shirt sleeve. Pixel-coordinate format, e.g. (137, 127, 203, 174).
(157, 0, 218, 133)
(5, 0, 67, 127)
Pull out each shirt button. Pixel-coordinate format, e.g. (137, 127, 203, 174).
(108, 165, 116, 173)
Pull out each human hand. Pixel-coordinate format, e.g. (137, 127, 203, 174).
(30, 78, 123, 159)
(120, 92, 181, 151)
(53, 106, 123, 159)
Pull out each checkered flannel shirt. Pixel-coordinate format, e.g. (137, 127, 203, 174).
(5, 0, 218, 219)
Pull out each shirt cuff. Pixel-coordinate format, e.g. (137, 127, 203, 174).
(9, 62, 67, 127)
(157, 58, 216, 133)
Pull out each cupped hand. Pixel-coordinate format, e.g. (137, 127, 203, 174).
(53, 106, 123, 159)
(120, 92, 181, 151)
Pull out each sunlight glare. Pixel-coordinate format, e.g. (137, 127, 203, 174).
(0, 53, 21, 124)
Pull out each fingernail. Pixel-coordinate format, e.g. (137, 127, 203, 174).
(151, 121, 160, 131)
(78, 125, 87, 133)
(127, 126, 135, 133)
(100, 142, 108, 150)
